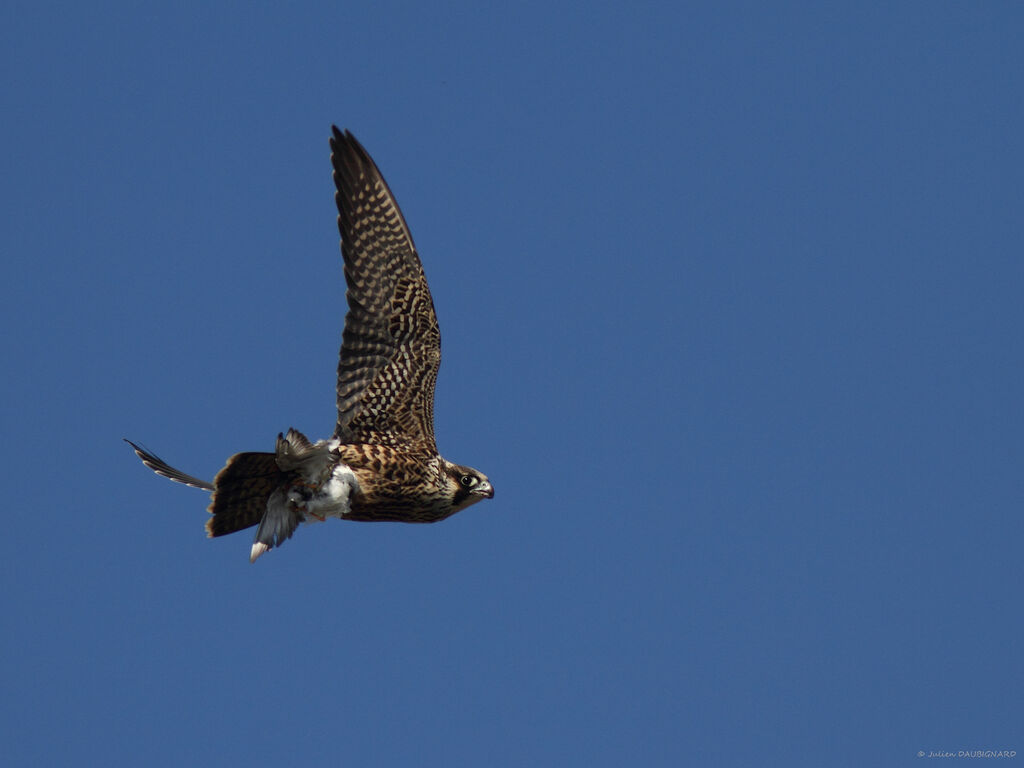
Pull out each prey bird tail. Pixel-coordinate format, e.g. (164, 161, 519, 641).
(127, 439, 290, 561)
(125, 439, 214, 491)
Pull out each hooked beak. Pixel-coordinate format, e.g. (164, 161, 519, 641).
(476, 481, 495, 499)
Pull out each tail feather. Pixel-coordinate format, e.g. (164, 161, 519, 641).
(206, 452, 284, 538)
(127, 436, 306, 563)
(125, 439, 214, 491)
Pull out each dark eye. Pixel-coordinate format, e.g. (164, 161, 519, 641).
(460, 475, 476, 487)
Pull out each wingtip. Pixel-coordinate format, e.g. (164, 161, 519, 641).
(330, 127, 371, 165)
(250, 542, 270, 563)
(330, 125, 354, 151)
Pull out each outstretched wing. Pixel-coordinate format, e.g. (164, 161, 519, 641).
(329, 127, 440, 453)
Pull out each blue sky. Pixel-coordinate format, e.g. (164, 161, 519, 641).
(3, 2, 1022, 765)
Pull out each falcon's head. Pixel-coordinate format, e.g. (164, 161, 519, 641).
(444, 462, 495, 513)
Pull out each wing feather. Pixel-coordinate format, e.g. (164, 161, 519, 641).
(329, 128, 440, 452)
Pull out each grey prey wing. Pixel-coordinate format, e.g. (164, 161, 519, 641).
(329, 127, 440, 453)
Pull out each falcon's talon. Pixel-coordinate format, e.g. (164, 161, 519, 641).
(127, 126, 495, 562)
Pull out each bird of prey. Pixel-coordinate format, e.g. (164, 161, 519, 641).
(128, 127, 494, 562)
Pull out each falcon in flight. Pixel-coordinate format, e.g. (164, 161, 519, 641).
(128, 127, 494, 562)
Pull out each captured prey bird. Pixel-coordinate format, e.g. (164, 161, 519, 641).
(127, 127, 494, 562)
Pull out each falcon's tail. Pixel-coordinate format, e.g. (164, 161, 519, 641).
(206, 452, 283, 538)
(209, 450, 305, 564)
(127, 439, 301, 563)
